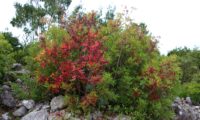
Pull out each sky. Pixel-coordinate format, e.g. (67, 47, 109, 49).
(0, 0, 200, 54)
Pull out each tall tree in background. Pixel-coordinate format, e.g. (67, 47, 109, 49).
(11, 0, 72, 36)
(168, 47, 200, 83)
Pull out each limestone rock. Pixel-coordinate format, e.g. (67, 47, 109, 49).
(1, 113, 11, 120)
(16, 78, 23, 84)
(50, 96, 67, 111)
(21, 109, 49, 120)
(185, 97, 192, 105)
(173, 97, 200, 120)
(13, 106, 27, 117)
(2, 85, 10, 91)
(22, 100, 35, 110)
(0, 90, 16, 108)
(12, 63, 22, 71)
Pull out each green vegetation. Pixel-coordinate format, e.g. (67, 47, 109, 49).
(11, 74, 48, 102)
(0, 1, 199, 119)
(0, 34, 15, 83)
(22, 12, 180, 119)
(168, 47, 200, 104)
(11, 0, 72, 35)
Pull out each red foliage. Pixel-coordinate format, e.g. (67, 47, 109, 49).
(36, 13, 107, 100)
(35, 14, 107, 107)
(81, 92, 98, 107)
(144, 64, 177, 101)
(133, 90, 141, 97)
(147, 81, 160, 101)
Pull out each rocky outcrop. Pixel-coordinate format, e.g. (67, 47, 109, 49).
(22, 100, 35, 110)
(0, 96, 133, 120)
(172, 97, 200, 120)
(0, 113, 11, 120)
(21, 109, 49, 120)
(50, 95, 67, 111)
(0, 85, 16, 108)
(12, 63, 23, 71)
(13, 106, 28, 117)
(3, 72, 17, 82)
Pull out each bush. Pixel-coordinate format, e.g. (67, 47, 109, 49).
(99, 15, 181, 119)
(35, 13, 113, 112)
(0, 34, 15, 83)
(168, 47, 200, 83)
(11, 74, 48, 101)
(23, 41, 41, 72)
(180, 82, 200, 104)
(34, 12, 181, 119)
(9, 41, 49, 102)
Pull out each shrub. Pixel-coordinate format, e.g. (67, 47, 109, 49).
(35, 13, 113, 112)
(180, 82, 200, 104)
(10, 41, 48, 102)
(0, 34, 15, 83)
(168, 47, 200, 83)
(34, 12, 181, 119)
(99, 14, 181, 119)
(11, 74, 48, 101)
(23, 41, 41, 72)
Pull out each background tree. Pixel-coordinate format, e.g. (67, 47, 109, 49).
(10, 0, 72, 37)
(168, 47, 200, 83)
(168, 47, 200, 103)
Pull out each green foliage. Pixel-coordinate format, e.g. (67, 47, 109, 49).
(96, 72, 117, 108)
(11, 0, 72, 35)
(35, 14, 112, 113)
(11, 74, 48, 101)
(0, 34, 15, 83)
(2, 32, 22, 51)
(18, 11, 181, 119)
(168, 47, 200, 83)
(168, 47, 200, 104)
(99, 15, 181, 119)
(23, 41, 41, 72)
(9, 40, 47, 101)
(180, 82, 200, 104)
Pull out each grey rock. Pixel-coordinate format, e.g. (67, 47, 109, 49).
(16, 78, 23, 84)
(3, 72, 16, 82)
(1, 113, 11, 120)
(174, 97, 181, 104)
(64, 112, 72, 119)
(33, 103, 43, 111)
(21, 109, 49, 120)
(90, 111, 102, 120)
(12, 63, 22, 71)
(2, 85, 10, 91)
(42, 104, 50, 110)
(50, 96, 67, 111)
(32, 103, 50, 112)
(14, 69, 30, 75)
(0, 90, 16, 108)
(13, 106, 27, 117)
(186, 97, 192, 105)
(22, 100, 35, 109)
(173, 97, 200, 120)
(113, 115, 131, 120)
